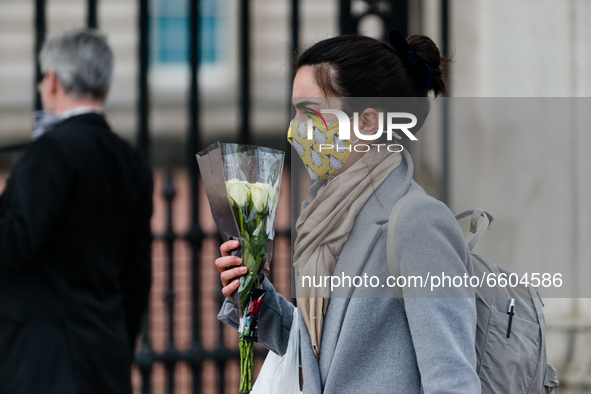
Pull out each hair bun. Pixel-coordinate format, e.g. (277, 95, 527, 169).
(406, 35, 451, 96)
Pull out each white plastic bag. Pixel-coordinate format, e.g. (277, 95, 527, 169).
(251, 306, 302, 394)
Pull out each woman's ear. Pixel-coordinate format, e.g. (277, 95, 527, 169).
(357, 108, 381, 136)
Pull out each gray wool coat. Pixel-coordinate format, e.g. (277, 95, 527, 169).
(219, 150, 481, 393)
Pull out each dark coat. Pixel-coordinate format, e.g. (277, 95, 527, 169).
(0, 113, 153, 394)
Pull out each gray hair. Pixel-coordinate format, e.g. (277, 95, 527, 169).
(39, 29, 113, 102)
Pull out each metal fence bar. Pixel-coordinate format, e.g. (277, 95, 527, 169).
(288, 0, 299, 303)
(87, 0, 98, 29)
(290, 0, 299, 82)
(135, 1, 151, 392)
(288, 0, 298, 165)
(339, 0, 353, 35)
(441, 0, 451, 205)
(163, 171, 178, 394)
(34, 0, 46, 111)
(137, 0, 150, 159)
(136, 316, 153, 394)
(441, 0, 450, 69)
(215, 280, 228, 394)
(289, 0, 299, 114)
(0, 143, 30, 154)
(390, 0, 408, 38)
(187, 0, 205, 393)
(239, 0, 251, 145)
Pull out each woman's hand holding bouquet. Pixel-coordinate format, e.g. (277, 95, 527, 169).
(197, 143, 284, 392)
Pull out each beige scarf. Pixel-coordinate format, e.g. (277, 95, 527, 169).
(293, 149, 402, 358)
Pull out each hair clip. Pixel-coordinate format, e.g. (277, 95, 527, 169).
(387, 29, 432, 92)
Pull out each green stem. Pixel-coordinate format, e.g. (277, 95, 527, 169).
(239, 337, 254, 392)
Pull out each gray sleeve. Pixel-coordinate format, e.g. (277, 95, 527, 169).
(217, 277, 295, 356)
(394, 196, 481, 394)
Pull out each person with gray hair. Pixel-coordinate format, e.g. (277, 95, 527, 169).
(40, 28, 113, 102)
(0, 29, 153, 394)
(33, 29, 113, 139)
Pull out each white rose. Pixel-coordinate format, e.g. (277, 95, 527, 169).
(226, 178, 249, 207)
(249, 182, 272, 214)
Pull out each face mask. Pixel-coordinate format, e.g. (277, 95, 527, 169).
(287, 118, 357, 180)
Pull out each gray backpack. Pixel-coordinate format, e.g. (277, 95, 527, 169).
(387, 190, 559, 394)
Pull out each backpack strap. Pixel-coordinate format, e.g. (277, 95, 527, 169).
(387, 189, 426, 310)
(455, 209, 494, 251)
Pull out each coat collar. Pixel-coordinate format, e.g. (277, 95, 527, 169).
(32, 107, 105, 141)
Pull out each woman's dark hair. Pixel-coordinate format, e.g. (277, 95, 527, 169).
(296, 33, 451, 137)
(296, 34, 450, 98)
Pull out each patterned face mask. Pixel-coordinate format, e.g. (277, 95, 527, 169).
(287, 118, 357, 180)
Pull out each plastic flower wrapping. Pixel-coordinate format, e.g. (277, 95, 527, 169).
(196, 142, 284, 392)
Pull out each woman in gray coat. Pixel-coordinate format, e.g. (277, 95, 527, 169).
(216, 30, 481, 393)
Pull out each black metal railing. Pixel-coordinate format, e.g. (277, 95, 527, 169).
(0, 0, 454, 393)
(137, 0, 150, 158)
(0, 143, 30, 154)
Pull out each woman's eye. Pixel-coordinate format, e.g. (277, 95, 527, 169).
(294, 109, 311, 118)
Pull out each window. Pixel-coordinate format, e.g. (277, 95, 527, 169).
(152, 0, 220, 66)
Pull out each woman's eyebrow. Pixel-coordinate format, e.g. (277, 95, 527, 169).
(293, 100, 321, 109)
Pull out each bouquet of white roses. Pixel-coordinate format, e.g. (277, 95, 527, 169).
(197, 143, 284, 392)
